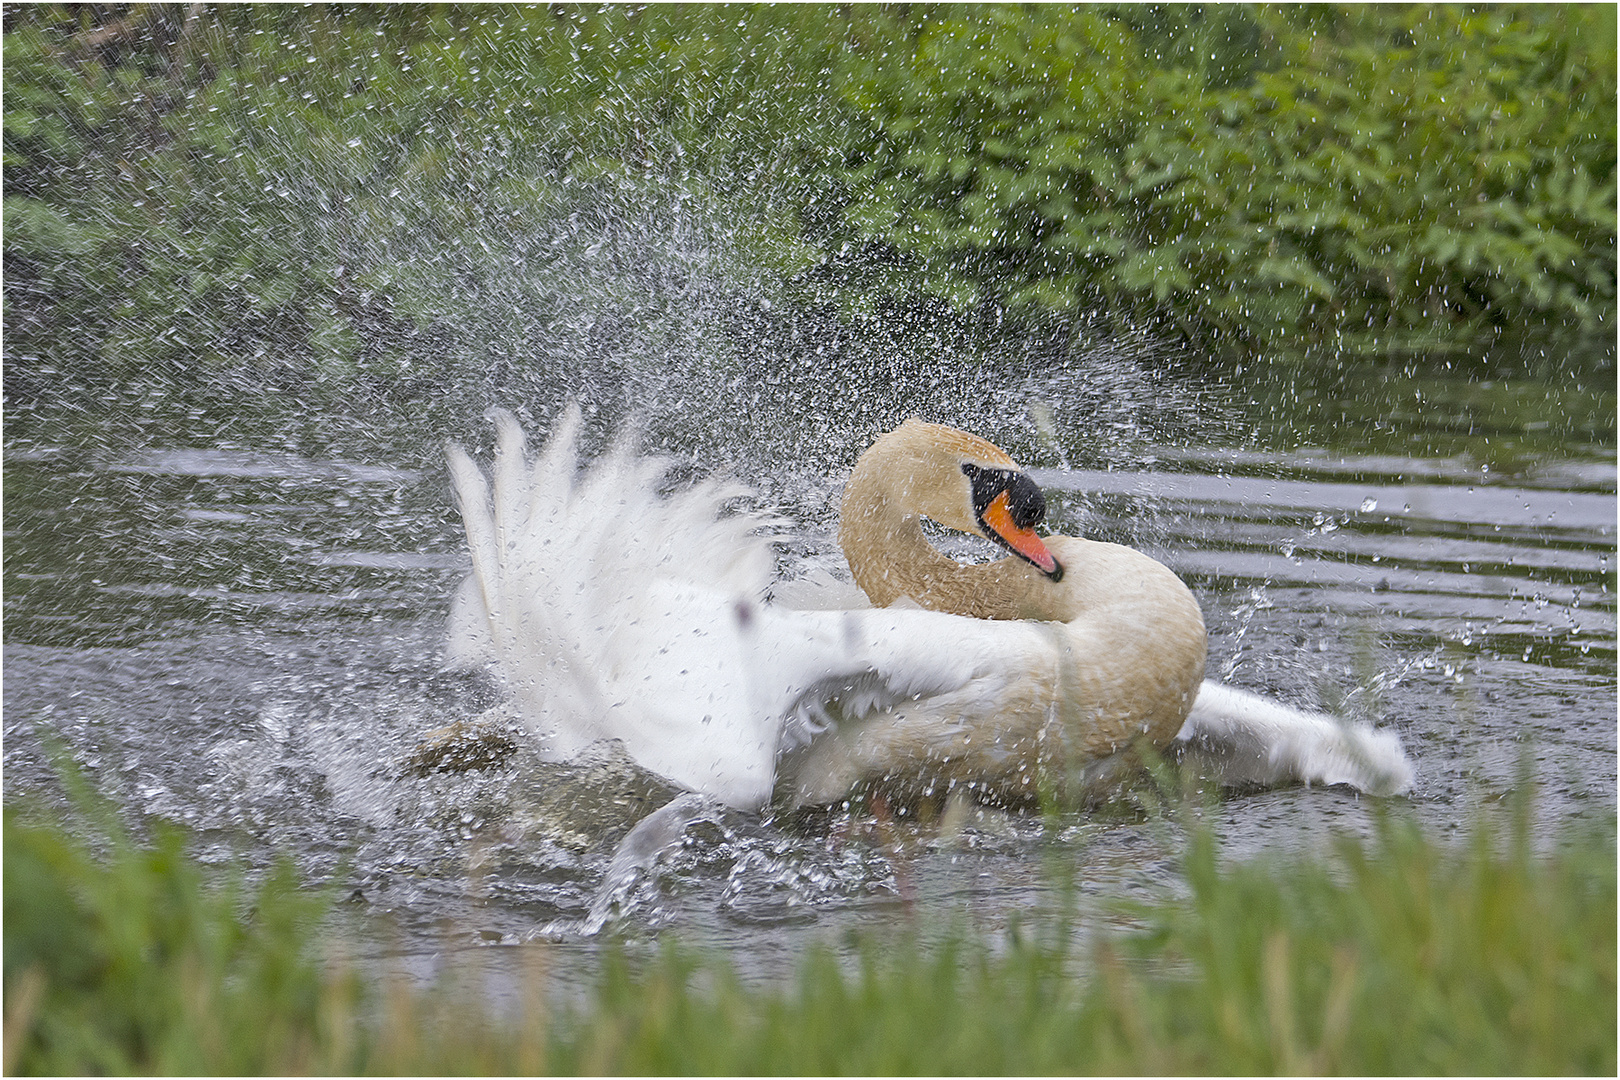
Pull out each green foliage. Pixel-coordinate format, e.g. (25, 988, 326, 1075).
(7, 795, 1613, 1075)
(2, 804, 349, 1074)
(838, 5, 1616, 358)
(4, 4, 1614, 407)
(1127, 816, 1617, 1074)
(2, 4, 850, 405)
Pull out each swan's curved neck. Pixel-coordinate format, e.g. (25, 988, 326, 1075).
(838, 432, 1061, 622)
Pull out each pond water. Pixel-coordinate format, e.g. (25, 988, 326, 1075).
(3, 336, 1614, 1004)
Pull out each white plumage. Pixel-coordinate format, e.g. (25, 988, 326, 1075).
(446, 407, 1029, 807)
(445, 408, 1413, 810)
(1176, 682, 1413, 795)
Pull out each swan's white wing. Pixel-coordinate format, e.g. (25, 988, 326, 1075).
(447, 410, 959, 808)
(1175, 681, 1414, 796)
(767, 567, 872, 611)
(585, 589, 1049, 808)
(759, 606, 1062, 806)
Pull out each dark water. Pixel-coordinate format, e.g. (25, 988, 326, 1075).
(4, 346, 1614, 1000)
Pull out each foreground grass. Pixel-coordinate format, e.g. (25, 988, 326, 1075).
(4, 802, 1613, 1075)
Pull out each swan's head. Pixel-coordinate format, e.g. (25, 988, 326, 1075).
(859, 418, 1064, 582)
(959, 460, 1062, 580)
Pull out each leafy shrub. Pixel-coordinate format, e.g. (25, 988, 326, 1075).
(835, 5, 1617, 358)
(2, 5, 848, 407)
(4, 3, 1614, 406)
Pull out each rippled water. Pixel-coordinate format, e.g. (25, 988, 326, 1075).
(4, 352, 1614, 1001)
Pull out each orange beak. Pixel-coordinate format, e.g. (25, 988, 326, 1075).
(981, 490, 1063, 580)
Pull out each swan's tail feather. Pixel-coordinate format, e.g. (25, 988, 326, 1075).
(1175, 680, 1413, 796)
(489, 407, 533, 562)
(445, 441, 503, 669)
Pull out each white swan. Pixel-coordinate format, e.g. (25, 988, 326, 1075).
(820, 418, 1413, 800)
(444, 409, 1412, 811)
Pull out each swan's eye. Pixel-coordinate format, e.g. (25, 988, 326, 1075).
(1005, 473, 1047, 528)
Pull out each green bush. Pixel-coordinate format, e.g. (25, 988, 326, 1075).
(837, 5, 1616, 358)
(2, 4, 849, 406)
(4, 4, 1614, 404)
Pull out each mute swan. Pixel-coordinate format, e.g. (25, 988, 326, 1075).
(444, 409, 1412, 812)
(818, 418, 1412, 799)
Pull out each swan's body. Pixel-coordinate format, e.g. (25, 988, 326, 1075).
(794, 421, 1205, 802)
(445, 410, 1412, 810)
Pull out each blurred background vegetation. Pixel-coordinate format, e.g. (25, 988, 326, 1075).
(4, 3, 1615, 415)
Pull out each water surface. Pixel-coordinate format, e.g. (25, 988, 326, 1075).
(4, 351, 1614, 999)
